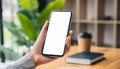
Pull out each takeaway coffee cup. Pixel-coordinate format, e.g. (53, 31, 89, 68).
(77, 32, 92, 52)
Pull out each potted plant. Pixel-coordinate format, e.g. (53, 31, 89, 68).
(2, 0, 65, 60)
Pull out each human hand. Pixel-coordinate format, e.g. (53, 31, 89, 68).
(28, 21, 73, 66)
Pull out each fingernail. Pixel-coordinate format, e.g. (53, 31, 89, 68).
(46, 20, 49, 23)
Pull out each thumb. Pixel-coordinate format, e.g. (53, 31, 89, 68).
(33, 21, 49, 48)
(38, 20, 49, 41)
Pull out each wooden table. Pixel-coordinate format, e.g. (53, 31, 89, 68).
(36, 45, 120, 69)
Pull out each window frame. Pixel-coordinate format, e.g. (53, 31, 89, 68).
(0, 0, 3, 45)
(0, 0, 5, 63)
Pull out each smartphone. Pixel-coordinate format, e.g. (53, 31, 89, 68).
(42, 11, 72, 57)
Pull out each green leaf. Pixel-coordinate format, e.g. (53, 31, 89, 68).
(17, 12, 37, 41)
(19, 0, 38, 11)
(37, 0, 65, 26)
(0, 46, 20, 60)
(3, 21, 27, 43)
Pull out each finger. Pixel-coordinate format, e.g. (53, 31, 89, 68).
(65, 36, 71, 53)
(68, 30, 73, 36)
(65, 30, 73, 52)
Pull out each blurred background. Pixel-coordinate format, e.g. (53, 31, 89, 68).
(1, 0, 120, 68)
(0, 0, 65, 67)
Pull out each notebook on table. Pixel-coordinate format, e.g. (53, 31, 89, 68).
(66, 52, 104, 64)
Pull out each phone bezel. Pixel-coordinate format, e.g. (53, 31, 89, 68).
(42, 10, 72, 57)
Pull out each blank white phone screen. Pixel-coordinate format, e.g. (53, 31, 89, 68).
(43, 12, 71, 56)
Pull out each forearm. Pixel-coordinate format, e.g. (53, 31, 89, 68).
(6, 54, 35, 69)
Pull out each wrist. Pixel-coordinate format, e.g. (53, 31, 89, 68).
(28, 51, 44, 66)
(28, 52, 38, 66)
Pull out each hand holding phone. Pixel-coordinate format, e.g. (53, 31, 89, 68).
(42, 11, 72, 57)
